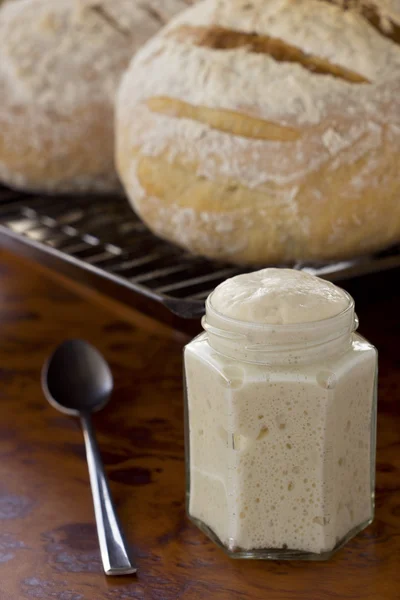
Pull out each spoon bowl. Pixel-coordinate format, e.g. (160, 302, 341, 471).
(42, 339, 113, 416)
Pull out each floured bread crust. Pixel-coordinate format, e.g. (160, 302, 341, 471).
(0, 0, 196, 193)
(116, 0, 400, 264)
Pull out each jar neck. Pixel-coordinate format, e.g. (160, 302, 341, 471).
(203, 293, 358, 365)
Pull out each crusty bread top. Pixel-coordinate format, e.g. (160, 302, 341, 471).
(0, 0, 197, 192)
(118, 0, 400, 192)
(124, 0, 400, 118)
(0, 0, 196, 112)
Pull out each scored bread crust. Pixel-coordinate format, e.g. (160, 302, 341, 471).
(116, 0, 400, 265)
(0, 0, 196, 194)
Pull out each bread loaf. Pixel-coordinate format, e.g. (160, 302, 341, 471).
(116, 0, 400, 265)
(0, 0, 196, 194)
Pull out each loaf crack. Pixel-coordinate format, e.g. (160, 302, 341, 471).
(146, 97, 302, 142)
(89, 4, 131, 37)
(171, 25, 370, 84)
(137, 3, 166, 26)
(321, 0, 400, 45)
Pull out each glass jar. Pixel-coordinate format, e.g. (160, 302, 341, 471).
(183, 287, 377, 560)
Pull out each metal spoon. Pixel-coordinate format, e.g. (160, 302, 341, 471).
(42, 339, 136, 576)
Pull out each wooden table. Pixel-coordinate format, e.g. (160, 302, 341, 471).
(0, 248, 399, 600)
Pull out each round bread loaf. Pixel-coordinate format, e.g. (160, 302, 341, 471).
(116, 0, 400, 265)
(0, 0, 195, 194)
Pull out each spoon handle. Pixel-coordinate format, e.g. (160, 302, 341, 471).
(80, 413, 137, 576)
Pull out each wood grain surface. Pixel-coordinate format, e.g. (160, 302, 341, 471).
(0, 248, 399, 600)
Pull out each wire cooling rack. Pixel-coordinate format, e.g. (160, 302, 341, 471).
(0, 184, 399, 327)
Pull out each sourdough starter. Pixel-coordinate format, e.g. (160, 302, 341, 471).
(184, 269, 377, 558)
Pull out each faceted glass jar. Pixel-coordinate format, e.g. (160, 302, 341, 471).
(183, 294, 377, 560)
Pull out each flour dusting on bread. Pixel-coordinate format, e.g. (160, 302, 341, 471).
(116, 0, 400, 264)
(0, 0, 196, 193)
